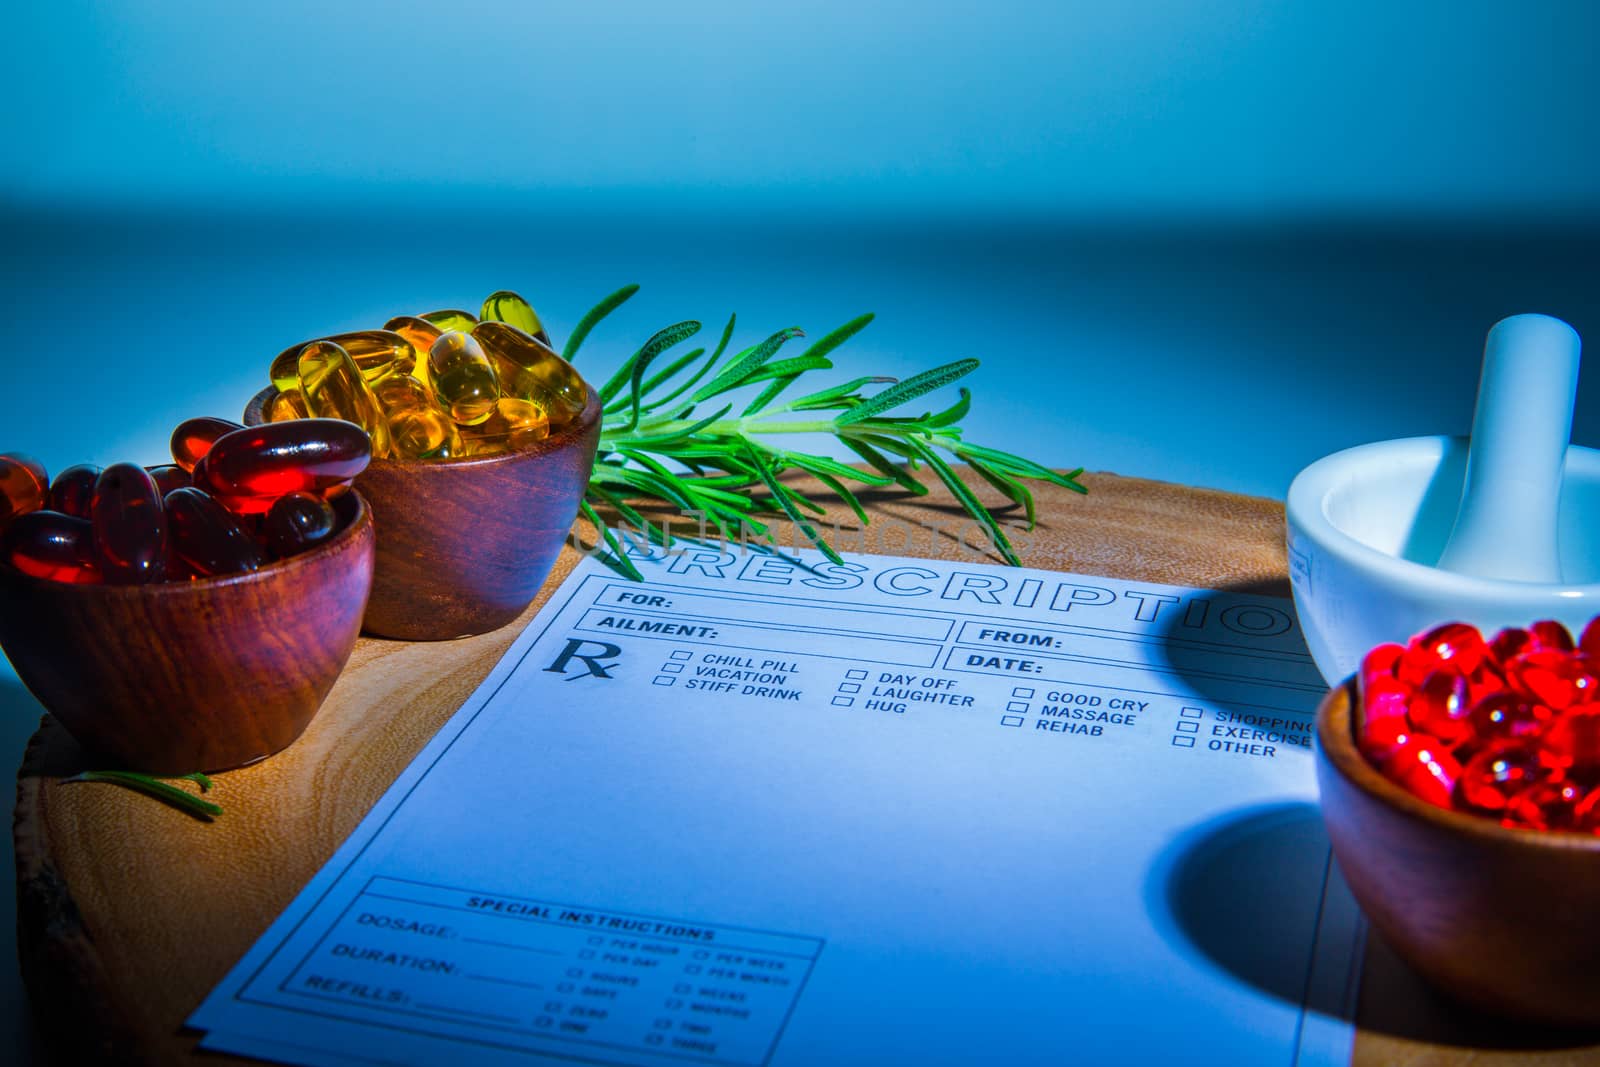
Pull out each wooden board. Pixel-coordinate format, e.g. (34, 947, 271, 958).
(15, 471, 1600, 1065)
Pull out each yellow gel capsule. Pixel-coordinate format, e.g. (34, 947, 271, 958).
(298, 340, 392, 457)
(271, 330, 417, 391)
(472, 321, 587, 422)
(420, 309, 479, 334)
(468, 397, 551, 452)
(480, 290, 552, 348)
(373, 375, 462, 459)
(266, 387, 311, 423)
(383, 315, 443, 385)
(427, 331, 500, 426)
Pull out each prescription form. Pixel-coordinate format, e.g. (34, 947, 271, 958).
(191, 547, 1365, 1066)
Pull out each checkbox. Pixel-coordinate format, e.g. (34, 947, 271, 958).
(838, 682, 860, 693)
(653, 675, 676, 686)
(1006, 700, 1029, 712)
(845, 668, 867, 679)
(1000, 715, 1024, 727)
(670, 650, 692, 661)
(1180, 706, 1203, 718)
(685, 964, 701, 975)
(832, 696, 854, 707)
(1172, 735, 1195, 748)
(1011, 687, 1035, 698)
(1176, 721, 1199, 733)
(661, 662, 685, 673)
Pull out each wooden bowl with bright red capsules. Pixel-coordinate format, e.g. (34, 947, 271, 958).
(1315, 618, 1600, 1026)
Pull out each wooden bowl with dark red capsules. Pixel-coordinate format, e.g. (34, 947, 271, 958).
(1316, 680, 1600, 1027)
(0, 495, 374, 775)
(245, 383, 601, 640)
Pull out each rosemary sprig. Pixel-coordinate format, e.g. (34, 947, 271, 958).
(64, 770, 223, 820)
(566, 285, 1086, 576)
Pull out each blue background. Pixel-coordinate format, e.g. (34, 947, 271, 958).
(5, 1, 1600, 1058)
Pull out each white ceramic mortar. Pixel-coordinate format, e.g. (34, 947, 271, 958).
(1287, 435, 1600, 685)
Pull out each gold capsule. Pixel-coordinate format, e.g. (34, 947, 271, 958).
(420, 309, 479, 333)
(427, 332, 500, 426)
(271, 330, 418, 391)
(481, 290, 552, 348)
(462, 397, 550, 453)
(266, 386, 311, 423)
(383, 316, 444, 387)
(472, 321, 586, 422)
(373, 375, 462, 459)
(298, 341, 392, 456)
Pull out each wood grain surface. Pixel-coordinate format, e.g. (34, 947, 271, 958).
(14, 471, 1600, 1065)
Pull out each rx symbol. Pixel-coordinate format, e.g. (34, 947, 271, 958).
(545, 638, 623, 680)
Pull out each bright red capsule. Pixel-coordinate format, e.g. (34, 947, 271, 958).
(0, 453, 48, 532)
(0, 510, 99, 582)
(1360, 644, 1405, 688)
(1410, 670, 1474, 747)
(1380, 733, 1461, 809)
(170, 416, 244, 473)
(198, 420, 371, 514)
(48, 463, 102, 519)
(1505, 649, 1599, 710)
(262, 491, 338, 559)
(90, 463, 167, 584)
(164, 487, 266, 577)
(1504, 780, 1588, 831)
(1456, 741, 1546, 814)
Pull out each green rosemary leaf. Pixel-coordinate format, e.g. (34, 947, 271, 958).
(810, 469, 870, 525)
(65, 770, 224, 820)
(786, 375, 895, 411)
(580, 498, 645, 580)
(692, 327, 804, 401)
(835, 359, 980, 425)
(839, 436, 929, 495)
(624, 404, 734, 448)
(638, 315, 738, 413)
(597, 320, 701, 406)
(797, 313, 874, 362)
(638, 346, 707, 397)
(953, 442, 1088, 493)
(737, 355, 834, 386)
(924, 387, 972, 428)
(742, 378, 792, 417)
(781, 449, 895, 486)
(743, 443, 844, 565)
(562, 283, 639, 362)
(908, 439, 1019, 565)
(966, 455, 1037, 529)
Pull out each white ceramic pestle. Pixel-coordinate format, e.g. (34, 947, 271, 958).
(1435, 314, 1581, 583)
(1287, 314, 1600, 685)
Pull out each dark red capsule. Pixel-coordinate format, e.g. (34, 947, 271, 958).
(198, 420, 371, 514)
(90, 463, 167, 584)
(164, 487, 266, 577)
(145, 464, 191, 497)
(328, 486, 361, 532)
(0, 452, 49, 531)
(0, 510, 100, 583)
(170, 416, 244, 473)
(48, 463, 103, 519)
(1528, 619, 1576, 653)
(263, 491, 338, 559)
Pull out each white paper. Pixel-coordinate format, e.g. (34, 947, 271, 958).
(191, 546, 1364, 1066)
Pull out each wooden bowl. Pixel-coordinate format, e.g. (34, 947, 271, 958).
(245, 384, 601, 640)
(1316, 679, 1600, 1026)
(0, 496, 374, 775)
